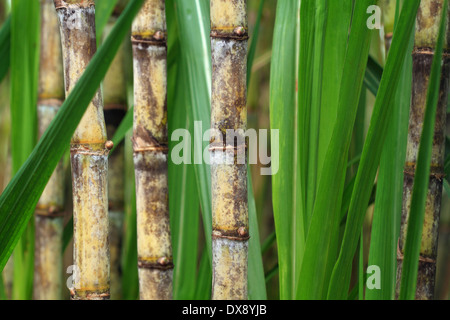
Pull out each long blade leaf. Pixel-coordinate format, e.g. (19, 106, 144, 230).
(269, 0, 302, 300)
(327, 0, 421, 299)
(297, 0, 375, 300)
(366, 12, 414, 300)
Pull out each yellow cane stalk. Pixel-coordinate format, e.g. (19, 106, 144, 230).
(54, 0, 111, 300)
(132, 0, 173, 300)
(210, 0, 249, 300)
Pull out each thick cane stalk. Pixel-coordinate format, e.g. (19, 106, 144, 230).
(103, 13, 127, 300)
(397, 0, 450, 300)
(54, 0, 110, 300)
(132, 0, 173, 300)
(33, 0, 65, 300)
(210, 0, 249, 300)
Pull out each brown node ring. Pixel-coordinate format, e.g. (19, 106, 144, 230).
(133, 145, 169, 154)
(210, 27, 249, 40)
(131, 34, 167, 47)
(35, 205, 65, 218)
(138, 258, 174, 270)
(212, 229, 250, 242)
(412, 47, 450, 57)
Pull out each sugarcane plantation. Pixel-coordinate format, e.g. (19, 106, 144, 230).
(0, 0, 449, 302)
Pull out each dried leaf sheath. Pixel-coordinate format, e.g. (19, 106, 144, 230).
(397, 0, 450, 300)
(103, 16, 127, 300)
(34, 0, 65, 300)
(132, 0, 173, 300)
(210, 0, 249, 300)
(54, 0, 110, 300)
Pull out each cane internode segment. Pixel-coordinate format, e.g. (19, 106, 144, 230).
(132, 0, 173, 300)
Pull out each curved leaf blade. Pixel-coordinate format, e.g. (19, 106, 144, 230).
(327, 0, 421, 299)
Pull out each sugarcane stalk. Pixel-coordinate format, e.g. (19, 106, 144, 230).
(33, 1, 66, 300)
(210, 0, 249, 300)
(132, 0, 173, 300)
(54, 0, 110, 300)
(103, 10, 128, 300)
(397, 0, 450, 300)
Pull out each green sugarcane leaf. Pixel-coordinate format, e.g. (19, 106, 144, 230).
(173, 0, 213, 263)
(261, 231, 276, 255)
(305, 0, 327, 227)
(358, 231, 364, 300)
(10, 0, 39, 300)
(247, 0, 267, 300)
(297, 0, 375, 300)
(327, 0, 421, 300)
(0, 0, 145, 272)
(247, 0, 265, 87)
(111, 106, 133, 153)
(444, 179, 450, 197)
(62, 216, 73, 253)
(0, 273, 5, 300)
(297, 0, 314, 234)
(172, 0, 213, 299)
(0, 15, 10, 83)
(194, 249, 212, 300)
(366, 8, 413, 300)
(364, 56, 383, 97)
(316, 0, 353, 212)
(399, 0, 448, 300)
(248, 173, 267, 299)
(10, 0, 38, 175)
(269, 0, 303, 300)
(168, 40, 200, 300)
(265, 264, 278, 283)
(96, 0, 119, 43)
(121, 146, 139, 300)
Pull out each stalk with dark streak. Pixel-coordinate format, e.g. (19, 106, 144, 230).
(103, 7, 128, 300)
(210, 0, 249, 300)
(132, 0, 173, 300)
(397, 0, 449, 300)
(54, 0, 111, 300)
(34, 0, 65, 300)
